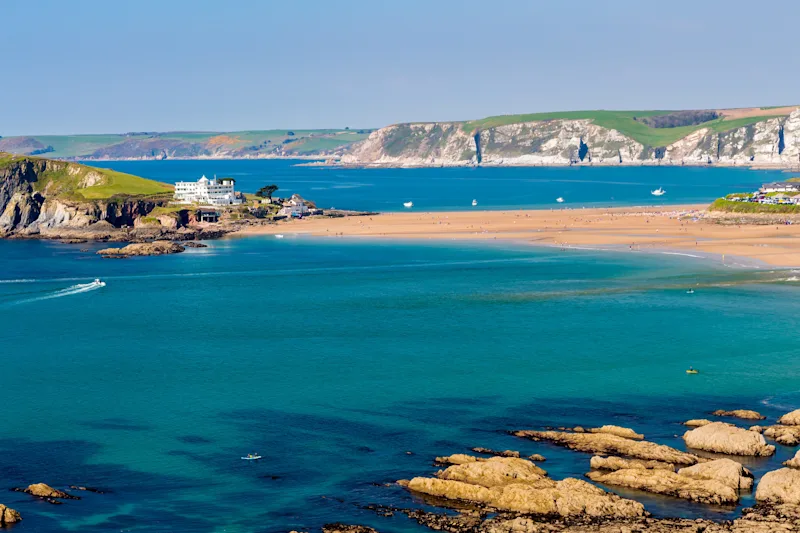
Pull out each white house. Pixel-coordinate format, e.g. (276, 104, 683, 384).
(174, 175, 243, 206)
(277, 194, 310, 217)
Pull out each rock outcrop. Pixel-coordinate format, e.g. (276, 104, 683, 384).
(588, 425, 644, 440)
(14, 482, 80, 502)
(514, 430, 701, 465)
(97, 241, 185, 257)
(684, 419, 713, 427)
(764, 425, 800, 446)
(471, 448, 521, 458)
(400, 455, 646, 518)
(0, 504, 21, 525)
(784, 450, 800, 469)
(778, 409, 800, 426)
(322, 525, 379, 533)
(712, 409, 766, 420)
(676, 458, 754, 490)
(756, 468, 800, 504)
(683, 421, 775, 456)
(586, 467, 738, 504)
(589, 456, 674, 472)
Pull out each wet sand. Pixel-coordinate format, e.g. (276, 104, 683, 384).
(237, 205, 800, 267)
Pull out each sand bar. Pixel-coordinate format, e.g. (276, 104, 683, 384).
(236, 204, 800, 267)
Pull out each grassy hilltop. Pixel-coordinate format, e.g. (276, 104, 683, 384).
(461, 106, 798, 146)
(0, 152, 173, 201)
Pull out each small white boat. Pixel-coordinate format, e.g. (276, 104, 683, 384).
(275, 234, 284, 239)
(403, 201, 414, 208)
(472, 199, 478, 206)
(651, 187, 666, 197)
(556, 197, 564, 203)
(241, 454, 262, 461)
(93, 279, 106, 287)
(686, 289, 695, 294)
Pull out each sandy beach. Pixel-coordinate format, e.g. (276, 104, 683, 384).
(238, 205, 800, 267)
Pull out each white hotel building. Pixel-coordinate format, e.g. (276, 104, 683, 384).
(173, 175, 243, 206)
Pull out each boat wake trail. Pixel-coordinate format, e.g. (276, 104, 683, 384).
(6, 281, 106, 306)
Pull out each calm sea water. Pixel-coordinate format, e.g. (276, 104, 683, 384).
(84, 159, 785, 211)
(3, 164, 800, 532)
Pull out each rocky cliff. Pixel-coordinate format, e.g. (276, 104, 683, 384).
(0, 156, 169, 237)
(341, 109, 800, 168)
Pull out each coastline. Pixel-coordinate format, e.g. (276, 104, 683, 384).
(235, 205, 800, 267)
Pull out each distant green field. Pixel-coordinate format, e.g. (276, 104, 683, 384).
(0, 129, 371, 159)
(75, 167, 173, 199)
(461, 110, 794, 147)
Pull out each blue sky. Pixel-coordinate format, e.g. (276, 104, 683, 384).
(4, 0, 800, 135)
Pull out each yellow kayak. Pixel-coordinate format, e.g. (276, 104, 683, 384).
(686, 369, 699, 374)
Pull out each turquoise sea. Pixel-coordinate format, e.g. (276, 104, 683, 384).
(2, 163, 800, 532)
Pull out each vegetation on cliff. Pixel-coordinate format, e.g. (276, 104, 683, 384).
(461, 107, 797, 147)
(709, 198, 800, 214)
(0, 153, 172, 201)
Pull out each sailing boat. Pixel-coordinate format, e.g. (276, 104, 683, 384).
(472, 199, 478, 206)
(651, 187, 666, 196)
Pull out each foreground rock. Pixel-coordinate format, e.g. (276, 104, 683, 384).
(375, 502, 800, 532)
(97, 240, 185, 258)
(756, 468, 800, 504)
(322, 525, 378, 533)
(683, 421, 775, 456)
(514, 430, 701, 465)
(0, 504, 21, 525)
(712, 409, 766, 420)
(400, 455, 645, 517)
(586, 467, 738, 504)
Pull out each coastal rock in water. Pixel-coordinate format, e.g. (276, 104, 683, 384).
(684, 419, 713, 427)
(437, 456, 547, 486)
(514, 430, 701, 465)
(683, 421, 775, 456)
(97, 240, 185, 257)
(585, 468, 738, 504)
(764, 425, 800, 446)
(400, 455, 645, 517)
(784, 450, 800, 469)
(778, 409, 800, 426)
(756, 468, 800, 504)
(0, 504, 22, 525)
(527, 454, 546, 462)
(20, 483, 79, 500)
(751, 425, 766, 433)
(589, 455, 674, 471)
(471, 447, 520, 458)
(322, 525, 379, 533)
(676, 458, 754, 490)
(435, 454, 483, 465)
(713, 409, 766, 420)
(182, 241, 208, 248)
(588, 425, 644, 440)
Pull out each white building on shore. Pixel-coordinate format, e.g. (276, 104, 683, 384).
(174, 175, 243, 206)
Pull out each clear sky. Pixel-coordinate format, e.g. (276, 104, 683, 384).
(4, 0, 800, 135)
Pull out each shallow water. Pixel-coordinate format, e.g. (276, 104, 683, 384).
(2, 236, 800, 532)
(84, 159, 785, 211)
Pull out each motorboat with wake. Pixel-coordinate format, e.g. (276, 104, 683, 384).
(241, 453, 262, 460)
(92, 279, 106, 288)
